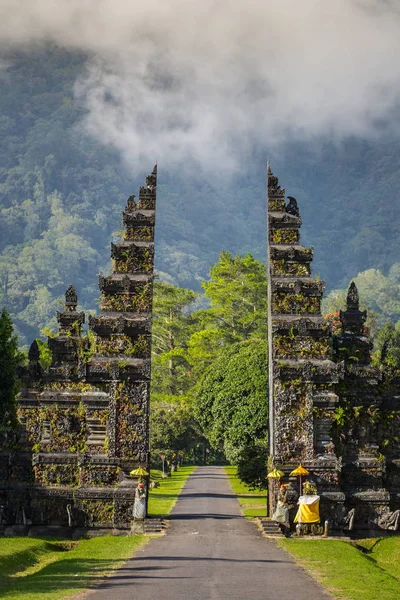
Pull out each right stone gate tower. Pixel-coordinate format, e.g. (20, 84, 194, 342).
(267, 166, 400, 533)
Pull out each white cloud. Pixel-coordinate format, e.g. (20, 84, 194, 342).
(1, 0, 400, 171)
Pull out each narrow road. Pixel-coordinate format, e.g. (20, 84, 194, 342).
(90, 466, 331, 600)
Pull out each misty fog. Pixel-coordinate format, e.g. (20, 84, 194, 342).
(1, 0, 400, 171)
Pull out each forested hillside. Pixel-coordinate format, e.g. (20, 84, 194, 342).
(1, 45, 400, 345)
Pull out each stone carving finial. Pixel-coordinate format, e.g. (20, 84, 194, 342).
(340, 281, 367, 335)
(57, 286, 84, 333)
(65, 285, 77, 311)
(286, 196, 300, 217)
(146, 166, 157, 190)
(381, 340, 389, 364)
(347, 282, 359, 310)
(28, 339, 40, 363)
(268, 167, 285, 198)
(126, 195, 136, 211)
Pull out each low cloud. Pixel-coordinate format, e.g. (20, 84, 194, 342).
(1, 0, 400, 170)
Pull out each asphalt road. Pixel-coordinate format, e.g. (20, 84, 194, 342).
(89, 466, 331, 600)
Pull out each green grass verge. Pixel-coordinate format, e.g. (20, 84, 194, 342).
(0, 538, 56, 579)
(0, 536, 148, 600)
(148, 465, 196, 517)
(0, 465, 193, 598)
(364, 537, 400, 582)
(224, 465, 267, 518)
(0, 465, 194, 598)
(278, 538, 400, 600)
(241, 507, 267, 518)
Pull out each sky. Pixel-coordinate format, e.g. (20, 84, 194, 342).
(1, 0, 400, 172)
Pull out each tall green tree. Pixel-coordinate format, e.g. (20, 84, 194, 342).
(0, 309, 22, 436)
(202, 251, 268, 343)
(195, 339, 268, 472)
(151, 281, 198, 400)
(151, 254, 268, 401)
(169, 252, 268, 379)
(372, 321, 400, 372)
(150, 255, 269, 476)
(150, 402, 206, 462)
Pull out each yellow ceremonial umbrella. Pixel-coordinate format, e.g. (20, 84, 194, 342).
(130, 467, 149, 481)
(267, 468, 284, 480)
(289, 464, 310, 495)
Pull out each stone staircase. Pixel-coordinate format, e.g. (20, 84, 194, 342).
(132, 518, 166, 535)
(257, 518, 283, 537)
(144, 518, 165, 534)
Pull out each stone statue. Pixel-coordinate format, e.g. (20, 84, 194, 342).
(66, 504, 73, 527)
(272, 485, 290, 536)
(133, 483, 147, 520)
(286, 196, 300, 217)
(378, 510, 400, 531)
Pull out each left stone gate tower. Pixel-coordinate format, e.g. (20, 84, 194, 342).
(0, 166, 157, 535)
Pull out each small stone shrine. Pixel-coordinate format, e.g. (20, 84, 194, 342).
(267, 166, 400, 533)
(0, 166, 157, 535)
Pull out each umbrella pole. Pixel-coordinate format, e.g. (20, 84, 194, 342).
(300, 474, 302, 495)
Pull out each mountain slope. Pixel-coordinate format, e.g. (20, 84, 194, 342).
(1, 46, 400, 344)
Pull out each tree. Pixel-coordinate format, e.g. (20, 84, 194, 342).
(195, 338, 268, 484)
(372, 321, 400, 372)
(0, 309, 22, 437)
(236, 444, 268, 490)
(202, 251, 268, 343)
(151, 254, 268, 400)
(151, 281, 198, 400)
(170, 252, 268, 381)
(150, 401, 206, 463)
(150, 256, 269, 477)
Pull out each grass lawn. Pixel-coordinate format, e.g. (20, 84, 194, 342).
(0, 536, 148, 600)
(0, 465, 194, 599)
(278, 537, 400, 600)
(148, 464, 196, 517)
(0, 538, 57, 579)
(360, 537, 400, 582)
(224, 465, 267, 518)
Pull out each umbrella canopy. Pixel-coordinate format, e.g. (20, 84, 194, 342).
(289, 464, 310, 477)
(130, 467, 149, 477)
(267, 468, 284, 479)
